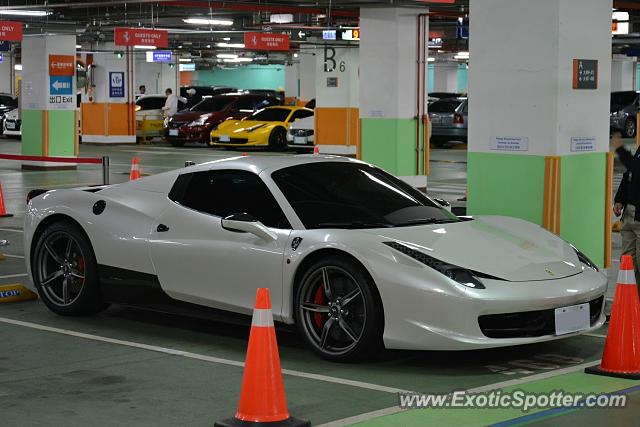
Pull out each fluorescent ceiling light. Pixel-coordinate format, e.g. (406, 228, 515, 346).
(14, 64, 22, 71)
(216, 53, 237, 59)
(206, 44, 211, 48)
(222, 37, 231, 41)
(293, 53, 298, 58)
(134, 45, 156, 50)
(456, 51, 469, 57)
(179, 58, 192, 62)
(223, 57, 253, 63)
(76, 45, 82, 49)
(183, 18, 233, 26)
(0, 9, 51, 17)
(612, 11, 629, 21)
(217, 42, 245, 48)
(427, 57, 435, 62)
(270, 14, 293, 24)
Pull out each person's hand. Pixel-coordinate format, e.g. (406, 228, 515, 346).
(611, 132, 625, 151)
(614, 202, 624, 216)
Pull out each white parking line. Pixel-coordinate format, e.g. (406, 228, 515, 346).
(316, 360, 601, 427)
(2, 253, 24, 259)
(0, 273, 28, 279)
(585, 333, 607, 339)
(0, 228, 23, 233)
(0, 316, 410, 395)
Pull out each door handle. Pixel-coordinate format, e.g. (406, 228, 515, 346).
(156, 224, 170, 232)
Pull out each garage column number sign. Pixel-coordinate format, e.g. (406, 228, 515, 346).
(48, 55, 75, 108)
(0, 21, 23, 42)
(114, 27, 168, 48)
(572, 59, 598, 90)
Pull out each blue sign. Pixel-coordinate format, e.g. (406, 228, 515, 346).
(0, 41, 10, 52)
(153, 51, 172, 63)
(0, 54, 3, 64)
(109, 71, 125, 98)
(322, 30, 336, 40)
(49, 75, 73, 95)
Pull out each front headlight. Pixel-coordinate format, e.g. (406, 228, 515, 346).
(189, 115, 209, 127)
(163, 117, 170, 127)
(384, 241, 486, 289)
(572, 245, 599, 271)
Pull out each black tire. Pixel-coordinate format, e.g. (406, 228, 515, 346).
(31, 221, 108, 316)
(268, 127, 287, 151)
(169, 139, 186, 147)
(295, 255, 383, 362)
(623, 118, 636, 139)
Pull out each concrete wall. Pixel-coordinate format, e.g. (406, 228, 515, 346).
(195, 65, 285, 90)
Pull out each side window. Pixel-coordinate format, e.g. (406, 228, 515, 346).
(235, 98, 256, 113)
(462, 102, 469, 113)
(288, 110, 313, 122)
(170, 170, 291, 229)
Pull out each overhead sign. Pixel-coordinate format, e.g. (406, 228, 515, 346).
(115, 27, 168, 48)
(489, 136, 529, 152)
(323, 30, 336, 40)
(244, 32, 290, 51)
(49, 75, 73, 95)
(0, 21, 22, 42)
(49, 55, 75, 76)
(341, 29, 360, 41)
(179, 63, 195, 71)
(146, 50, 172, 63)
(109, 72, 125, 98)
(572, 59, 598, 90)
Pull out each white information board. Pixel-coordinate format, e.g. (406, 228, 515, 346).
(570, 136, 596, 152)
(489, 136, 529, 152)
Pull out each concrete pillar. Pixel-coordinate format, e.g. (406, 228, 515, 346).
(284, 52, 316, 105)
(21, 35, 77, 169)
(0, 50, 12, 94)
(433, 62, 458, 93)
(81, 42, 136, 144)
(134, 52, 179, 95)
(359, 7, 428, 187)
(284, 61, 298, 103)
(315, 44, 359, 155)
(467, 0, 612, 266)
(611, 56, 635, 91)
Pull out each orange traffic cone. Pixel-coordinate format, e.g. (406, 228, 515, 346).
(0, 181, 12, 218)
(241, 152, 248, 157)
(215, 288, 310, 427)
(313, 145, 319, 155)
(129, 157, 141, 180)
(586, 254, 640, 379)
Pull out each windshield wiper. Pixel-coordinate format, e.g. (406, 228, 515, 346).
(316, 221, 392, 229)
(394, 218, 459, 227)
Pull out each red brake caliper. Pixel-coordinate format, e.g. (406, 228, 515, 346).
(313, 285, 327, 329)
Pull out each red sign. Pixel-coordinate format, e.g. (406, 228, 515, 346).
(244, 32, 290, 51)
(49, 55, 75, 76)
(0, 21, 23, 42)
(115, 27, 168, 48)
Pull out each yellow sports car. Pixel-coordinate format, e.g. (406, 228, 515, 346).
(210, 106, 314, 149)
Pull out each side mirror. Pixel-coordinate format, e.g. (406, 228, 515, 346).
(221, 213, 277, 241)
(432, 197, 452, 213)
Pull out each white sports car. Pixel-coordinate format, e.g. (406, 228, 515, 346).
(24, 155, 607, 361)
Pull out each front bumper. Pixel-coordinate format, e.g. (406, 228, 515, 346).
(430, 126, 467, 139)
(380, 268, 607, 351)
(165, 126, 210, 144)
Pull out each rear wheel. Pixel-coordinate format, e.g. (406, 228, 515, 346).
(295, 256, 383, 361)
(268, 127, 287, 151)
(32, 221, 108, 316)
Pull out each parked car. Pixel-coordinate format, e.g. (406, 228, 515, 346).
(429, 97, 468, 147)
(0, 93, 17, 136)
(610, 91, 639, 138)
(24, 155, 606, 361)
(210, 106, 313, 150)
(165, 93, 280, 147)
(428, 92, 464, 105)
(180, 86, 237, 110)
(286, 115, 315, 152)
(3, 107, 21, 138)
(135, 94, 186, 143)
(244, 89, 285, 104)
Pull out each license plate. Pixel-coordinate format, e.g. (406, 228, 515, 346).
(219, 135, 230, 142)
(6, 122, 14, 130)
(554, 303, 590, 335)
(169, 129, 179, 136)
(294, 136, 307, 144)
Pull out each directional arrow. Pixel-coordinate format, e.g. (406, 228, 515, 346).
(53, 80, 63, 90)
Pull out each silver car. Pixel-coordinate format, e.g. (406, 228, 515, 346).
(429, 97, 468, 147)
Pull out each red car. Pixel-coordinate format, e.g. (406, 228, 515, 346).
(164, 93, 281, 147)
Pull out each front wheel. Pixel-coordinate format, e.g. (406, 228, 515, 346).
(268, 127, 287, 151)
(32, 221, 108, 316)
(295, 256, 383, 362)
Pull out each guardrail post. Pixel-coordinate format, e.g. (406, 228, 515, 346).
(102, 156, 110, 185)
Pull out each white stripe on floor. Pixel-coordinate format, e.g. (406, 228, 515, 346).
(0, 273, 28, 279)
(316, 360, 601, 427)
(1, 253, 24, 259)
(0, 316, 410, 395)
(0, 228, 23, 233)
(585, 333, 607, 339)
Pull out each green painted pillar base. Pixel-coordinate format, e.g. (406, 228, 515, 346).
(468, 152, 607, 267)
(361, 118, 426, 177)
(22, 109, 77, 169)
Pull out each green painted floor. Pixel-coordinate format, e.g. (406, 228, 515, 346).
(0, 138, 635, 426)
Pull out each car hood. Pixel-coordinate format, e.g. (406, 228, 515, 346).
(170, 111, 207, 122)
(365, 215, 582, 282)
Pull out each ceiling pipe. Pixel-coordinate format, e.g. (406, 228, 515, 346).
(163, 1, 358, 17)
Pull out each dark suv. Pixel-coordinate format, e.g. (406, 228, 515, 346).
(611, 91, 639, 138)
(164, 93, 281, 146)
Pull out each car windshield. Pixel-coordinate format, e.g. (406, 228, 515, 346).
(190, 97, 233, 112)
(611, 91, 638, 112)
(272, 162, 460, 229)
(136, 96, 166, 110)
(429, 99, 463, 113)
(0, 95, 16, 107)
(248, 108, 291, 122)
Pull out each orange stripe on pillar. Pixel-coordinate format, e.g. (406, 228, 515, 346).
(74, 109, 79, 156)
(543, 156, 561, 235)
(604, 153, 613, 269)
(42, 111, 49, 157)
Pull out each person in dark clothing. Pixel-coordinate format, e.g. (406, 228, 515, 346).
(613, 131, 640, 282)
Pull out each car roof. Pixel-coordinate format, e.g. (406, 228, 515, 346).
(263, 105, 312, 112)
(186, 154, 359, 175)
